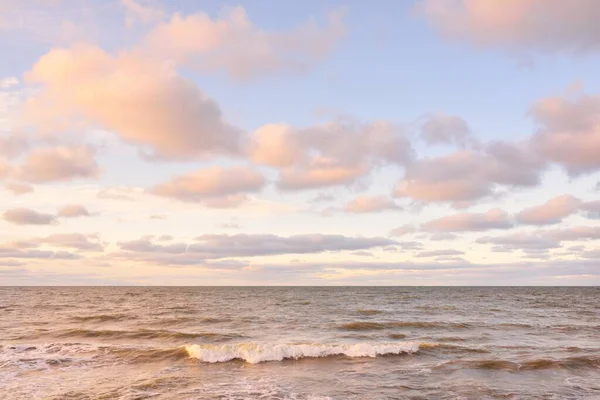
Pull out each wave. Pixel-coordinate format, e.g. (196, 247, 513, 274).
(357, 309, 383, 316)
(185, 342, 419, 364)
(419, 342, 490, 354)
(101, 346, 190, 363)
(341, 322, 386, 330)
(55, 328, 240, 341)
(340, 321, 471, 331)
(147, 316, 229, 326)
(495, 323, 533, 328)
(437, 356, 600, 371)
(71, 314, 130, 322)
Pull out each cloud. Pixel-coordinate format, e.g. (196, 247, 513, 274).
(57, 204, 92, 218)
(2, 208, 56, 225)
(18, 146, 100, 183)
(476, 233, 559, 252)
(0, 77, 19, 89)
(0, 247, 79, 260)
(394, 141, 544, 203)
(118, 233, 397, 261)
(517, 195, 581, 225)
(0, 158, 13, 179)
(25, 44, 242, 161)
(0, 135, 29, 158)
(424, 208, 513, 232)
(250, 120, 413, 190)
(96, 186, 137, 201)
(149, 166, 265, 207)
(42, 233, 104, 251)
(350, 251, 374, 257)
(420, 113, 476, 148)
(121, 0, 164, 27)
(397, 241, 424, 250)
(3, 182, 34, 195)
(581, 200, 600, 219)
(542, 226, 600, 242)
(530, 94, 600, 175)
(143, 6, 346, 80)
(389, 225, 415, 237)
(344, 195, 400, 213)
(248, 124, 301, 167)
(420, 0, 600, 54)
(278, 162, 367, 190)
(429, 232, 458, 241)
(119, 238, 187, 254)
(415, 249, 464, 258)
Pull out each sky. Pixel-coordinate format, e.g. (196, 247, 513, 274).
(1, 0, 600, 286)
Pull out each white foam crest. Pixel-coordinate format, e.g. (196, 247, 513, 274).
(185, 342, 419, 364)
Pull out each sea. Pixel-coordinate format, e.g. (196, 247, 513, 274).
(1, 287, 599, 399)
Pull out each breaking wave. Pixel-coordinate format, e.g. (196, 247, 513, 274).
(185, 342, 419, 364)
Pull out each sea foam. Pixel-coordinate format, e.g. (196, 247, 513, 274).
(185, 342, 419, 364)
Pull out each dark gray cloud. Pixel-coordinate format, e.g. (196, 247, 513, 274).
(118, 233, 397, 261)
(2, 208, 56, 225)
(415, 249, 464, 258)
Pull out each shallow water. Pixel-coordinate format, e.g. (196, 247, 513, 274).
(1, 287, 599, 399)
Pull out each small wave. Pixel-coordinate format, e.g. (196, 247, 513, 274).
(357, 309, 383, 316)
(71, 314, 130, 322)
(55, 329, 239, 341)
(148, 317, 229, 326)
(341, 322, 386, 331)
(340, 321, 470, 331)
(437, 356, 600, 371)
(389, 333, 407, 339)
(420, 342, 490, 354)
(495, 323, 533, 328)
(415, 305, 457, 311)
(185, 342, 419, 364)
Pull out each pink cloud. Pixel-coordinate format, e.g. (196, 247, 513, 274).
(395, 142, 544, 202)
(420, 0, 600, 54)
(43, 233, 104, 251)
(248, 124, 302, 167)
(424, 208, 513, 232)
(25, 44, 242, 161)
(18, 146, 99, 183)
(251, 120, 413, 190)
(57, 204, 92, 218)
(4, 182, 34, 195)
(517, 195, 581, 225)
(143, 6, 346, 80)
(530, 94, 600, 175)
(149, 166, 265, 207)
(0, 159, 13, 179)
(278, 162, 367, 191)
(345, 195, 400, 213)
(0, 135, 29, 159)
